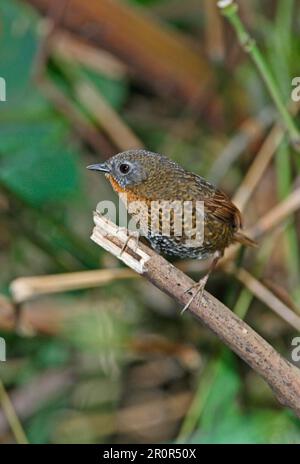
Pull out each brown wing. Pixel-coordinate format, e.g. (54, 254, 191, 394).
(182, 173, 256, 248)
(205, 188, 257, 247)
(204, 189, 242, 231)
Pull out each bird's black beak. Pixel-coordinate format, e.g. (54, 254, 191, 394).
(86, 163, 110, 173)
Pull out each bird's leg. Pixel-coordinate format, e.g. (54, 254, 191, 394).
(119, 230, 140, 257)
(181, 255, 220, 314)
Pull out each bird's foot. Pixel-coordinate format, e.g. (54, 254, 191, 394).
(181, 279, 207, 315)
(181, 254, 220, 315)
(119, 231, 140, 257)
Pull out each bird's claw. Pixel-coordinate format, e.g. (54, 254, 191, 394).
(181, 282, 205, 315)
(183, 282, 200, 295)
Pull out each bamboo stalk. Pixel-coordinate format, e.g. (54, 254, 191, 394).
(218, 0, 300, 148)
(0, 381, 29, 444)
(234, 268, 300, 331)
(26, 0, 213, 107)
(10, 268, 136, 304)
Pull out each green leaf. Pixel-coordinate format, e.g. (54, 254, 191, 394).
(194, 409, 300, 444)
(200, 353, 241, 432)
(189, 353, 300, 444)
(0, 0, 38, 99)
(0, 137, 80, 206)
(0, 1, 81, 206)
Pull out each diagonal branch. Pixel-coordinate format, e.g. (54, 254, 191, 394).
(91, 211, 300, 418)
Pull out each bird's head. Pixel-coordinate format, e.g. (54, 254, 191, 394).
(87, 149, 185, 198)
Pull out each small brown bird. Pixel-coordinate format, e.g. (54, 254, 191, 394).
(88, 149, 256, 311)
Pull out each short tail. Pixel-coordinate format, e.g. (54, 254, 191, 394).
(234, 231, 258, 248)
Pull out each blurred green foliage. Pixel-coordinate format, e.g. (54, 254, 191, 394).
(0, 0, 80, 206)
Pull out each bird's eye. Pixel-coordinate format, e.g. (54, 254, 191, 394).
(119, 163, 131, 174)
